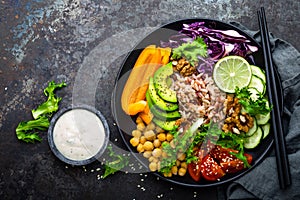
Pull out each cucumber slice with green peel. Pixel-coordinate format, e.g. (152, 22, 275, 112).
(245, 117, 257, 137)
(262, 123, 271, 139)
(256, 111, 271, 125)
(244, 126, 263, 149)
(250, 65, 266, 83)
(248, 75, 266, 95)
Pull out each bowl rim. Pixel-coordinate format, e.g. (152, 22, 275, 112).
(48, 104, 110, 166)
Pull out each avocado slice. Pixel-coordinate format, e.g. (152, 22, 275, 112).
(152, 117, 177, 131)
(154, 63, 177, 103)
(148, 77, 178, 112)
(146, 90, 181, 121)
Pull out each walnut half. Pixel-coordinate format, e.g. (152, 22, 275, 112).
(172, 58, 196, 77)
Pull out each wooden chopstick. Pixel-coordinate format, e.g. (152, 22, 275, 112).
(257, 7, 291, 189)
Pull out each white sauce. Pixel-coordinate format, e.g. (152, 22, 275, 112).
(53, 109, 106, 161)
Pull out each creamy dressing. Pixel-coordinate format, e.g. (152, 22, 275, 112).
(53, 109, 106, 161)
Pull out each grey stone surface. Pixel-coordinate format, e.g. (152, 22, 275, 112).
(0, 0, 299, 199)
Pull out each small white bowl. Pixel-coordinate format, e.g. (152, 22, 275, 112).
(48, 105, 110, 166)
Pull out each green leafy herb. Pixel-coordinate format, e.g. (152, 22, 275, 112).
(16, 116, 50, 143)
(185, 123, 211, 164)
(235, 87, 272, 115)
(172, 37, 207, 66)
(102, 146, 129, 179)
(32, 81, 67, 119)
(159, 118, 204, 173)
(15, 81, 66, 143)
(217, 131, 251, 168)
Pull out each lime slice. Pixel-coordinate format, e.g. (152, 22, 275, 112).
(213, 55, 252, 93)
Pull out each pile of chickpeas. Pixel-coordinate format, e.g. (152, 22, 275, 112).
(130, 117, 188, 177)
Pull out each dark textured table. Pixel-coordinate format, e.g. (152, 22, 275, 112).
(0, 0, 299, 199)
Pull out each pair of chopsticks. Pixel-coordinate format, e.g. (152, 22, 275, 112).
(257, 7, 291, 189)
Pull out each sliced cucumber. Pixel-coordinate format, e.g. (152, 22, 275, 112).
(262, 123, 271, 139)
(256, 112, 271, 125)
(248, 75, 266, 95)
(244, 127, 263, 149)
(245, 118, 257, 137)
(250, 65, 266, 83)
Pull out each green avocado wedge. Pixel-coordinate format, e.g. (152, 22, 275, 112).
(146, 90, 181, 121)
(153, 63, 177, 103)
(152, 117, 177, 131)
(148, 77, 178, 112)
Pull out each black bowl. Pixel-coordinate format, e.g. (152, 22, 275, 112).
(48, 104, 110, 166)
(111, 18, 282, 187)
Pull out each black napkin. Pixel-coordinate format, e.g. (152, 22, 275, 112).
(217, 22, 300, 200)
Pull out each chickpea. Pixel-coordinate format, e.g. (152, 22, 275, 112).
(139, 136, 146, 144)
(143, 151, 152, 158)
(166, 133, 173, 141)
(163, 172, 172, 178)
(152, 148, 162, 158)
(178, 167, 187, 176)
(146, 122, 155, 131)
(169, 140, 176, 148)
(180, 162, 187, 169)
(176, 159, 181, 167)
(177, 152, 186, 161)
(161, 151, 168, 158)
(148, 156, 158, 163)
(144, 130, 156, 141)
(171, 166, 178, 175)
(132, 130, 142, 138)
(143, 141, 154, 151)
(153, 139, 161, 148)
(137, 123, 145, 131)
(149, 162, 157, 172)
(136, 116, 143, 124)
(136, 143, 144, 153)
(157, 133, 166, 142)
(130, 137, 139, 147)
(157, 161, 161, 171)
(155, 126, 164, 133)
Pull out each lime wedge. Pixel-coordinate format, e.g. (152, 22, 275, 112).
(213, 55, 252, 93)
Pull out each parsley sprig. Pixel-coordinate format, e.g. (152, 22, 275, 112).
(102, 146, 129, 179)
(235, 87, 272, 115)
